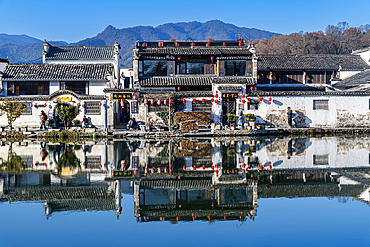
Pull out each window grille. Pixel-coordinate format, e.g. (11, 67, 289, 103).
(21, 102, 32, 115)
(85, 156, 101, 169)
(85, 101, 101, 115)
(313, 154, 329, 165)
(192, 101, 212, 112)
(313, 100, 329, 110)
(148, 102, 168, 112)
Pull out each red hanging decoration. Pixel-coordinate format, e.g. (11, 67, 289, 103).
(268, 97, 272, 102)
(99, 102, 102, 106)
(211, 56, 214, 60)
(215, 99, 218, 104)
(206, 43, 210, 46)
(178, 56, 181, 60)
(250, 86, 254, 90)
(133, 95, 137, 100)
(211, 98, 214, 103)
(247, 98, 251, 102)
(175, 42, 178, 46)
(242, 99, 245, 104)
(177, 86, 181, 91)
(159, 42, 163, 46)
(164, 99, 167, 105)
(223, 42, 226, 46)
(259, 97, 263, 102)
(151, 99, 154, 105)
(44, 103, 47, 107)
(202, 98, 205, 103)
(242, 94, 245, 98)
(193, 98, 196, 103)
(182, 98, 186, 103)
(30, 103, 33, 107)
(191, 42, 194, 47)
(145, 99, 148, 104)
(143, 42, 147, 46)
(238, 42, 242, 46)
(215, 94, 218, 98)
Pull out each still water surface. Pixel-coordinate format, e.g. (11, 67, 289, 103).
(1, 136, 370, 246)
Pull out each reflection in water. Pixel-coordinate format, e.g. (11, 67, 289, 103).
(0, 136, 370, 222)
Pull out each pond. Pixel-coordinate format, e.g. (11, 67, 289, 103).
(1, 136, 370, 246)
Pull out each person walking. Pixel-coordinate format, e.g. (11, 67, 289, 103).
(40, 110, 47, 129)
(287, 107, 293, 128)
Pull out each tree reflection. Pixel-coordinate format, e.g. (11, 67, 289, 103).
(55, 144, 81, 177)
(0, 144, 26, 173)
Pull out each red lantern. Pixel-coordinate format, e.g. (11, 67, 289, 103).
(157, 99, 161, 105)
(238, 42, 242, 46)
(242, 99, 245, 104)
(269, 164, 272, 169)
(215, 94, 218, 98)
(250, 86, 254, 90)
(193, 166, 196, 171)
(242, 169, 245, 174)
(260, 165, 263, 170)
(99, 102, 102, 106)
(202, 165, 205, 170)
(211, 165, 214, 170)
(164, 99, 167, 105)
(30, 103, 33, 107)
(159, 42, 163, 46)
(202, 98, 205, 103)
(182, 98, 186, 103)
(44, 103, 47, 107)
(143, 42, 146, 46)
(242, 94, 245, 98)
(175, 42, 178, 46)
(133, 95, 137, 100)
(207, 43, 210, 46)
(268, 97, 272, 102)
(178, 56, 181, 60)
(169, 99, 172, 104)
(224, 216, 227, 220)
(211, 56, 214, 60)
(259, 97, 263, 102)
(247, 98, 251, 102)
(145, 99, 148, 104)
(223, 42, 226, 46)
(248, 164, 251, 169)
(183, 165, 186, 170)
(211, 98, 214, 103)
(215, 99, 218, 104)
(177, 86, 180, 91)
(151, 99, 155, 105)
(193, 98, 196, 103)
(135, 41, 138, 46)
(191, 42, 194, 46)
(242, 164, 246, 168)
(121, 99, 124, 108)
(215, 164, 219, 169)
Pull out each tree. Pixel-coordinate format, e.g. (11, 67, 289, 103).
(55, 102, 80, 129)
(0, 99, 27, 129)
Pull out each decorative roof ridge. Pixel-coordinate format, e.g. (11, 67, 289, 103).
(0, 90, 106, 101)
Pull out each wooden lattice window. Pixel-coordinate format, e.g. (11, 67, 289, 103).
(313, 100, 329, 110)
(192, 101, 212, 112)
(313, 154, 329, 166)
(85, 156, 101, 169)
(85, 101, 101, 115)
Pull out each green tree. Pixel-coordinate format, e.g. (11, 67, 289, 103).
(0, 99, 27, 129)
(55, 102, 80, 129)
(0, 145, 27, 173)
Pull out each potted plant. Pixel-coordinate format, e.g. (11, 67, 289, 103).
(73, 119, 81, 127)
(227, 114, 239, 130)
(48, 119, 55, 128)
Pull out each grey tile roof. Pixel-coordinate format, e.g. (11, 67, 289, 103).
(139, 76, 255, 87)
(2, 63, 113, 81)
(218, 85, 242, 91)
(0, 90, 106, 101)
(46, 46, 115, 60)
(138, 47, 251, 57)
(258, 54, 370, 71)
(213, 77, 255, 84)
(335, 69, 370, 88)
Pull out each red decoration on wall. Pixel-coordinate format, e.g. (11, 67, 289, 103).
(44, 103, 47, 107)
(193, 98, 196, 103)
(191, 42, 194, 46)
(182, 98, 186, 103)
(242, 99, 245, 103)
(215, 99, 218, 104)
(247, 98, 251, 102)
(145, 99, 148, 104)
(178, 56, 181, 60)
(30, 103, 33, 107)
(202, 98, 205, 103)
(99, 102, 102, 106)
(133, 95, 137, 100)
(268, 97, 272, 102)
(250, 86, 254, 90)
(211, 98, 214, 103)
(242, 94, 245, 98)
(143, 42, 146, 46)
(177, 86, 181, 91)
(238, 42, 242, 46)
(175, 42, 178, 46)
(151, 99, 155, 105)
(223, 42, 226, 46)
(215, 94, 218, 98)
(159, 42, 163, 46)
(259, 97, 263, 102)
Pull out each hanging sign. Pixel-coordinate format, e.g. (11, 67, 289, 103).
(112, 93, 132, 99)
(222, 93, 238, 99)
(131, 101, 138, 114)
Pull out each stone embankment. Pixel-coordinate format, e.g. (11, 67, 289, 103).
(1, 127, 370, 141)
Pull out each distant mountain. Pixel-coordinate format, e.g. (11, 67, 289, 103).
(0, 20, 276, 66)
(74, 20, 277, 66)
(0, 34, 43, 46)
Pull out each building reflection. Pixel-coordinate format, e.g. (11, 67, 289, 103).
(0, 136, 370, 221)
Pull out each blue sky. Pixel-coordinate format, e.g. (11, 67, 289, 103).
(1, 0, 370, 43)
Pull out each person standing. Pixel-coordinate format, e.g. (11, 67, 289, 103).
(40, 110, 47, 129)
(287, 107, 293, 128)
(82, 116, 88, 128)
